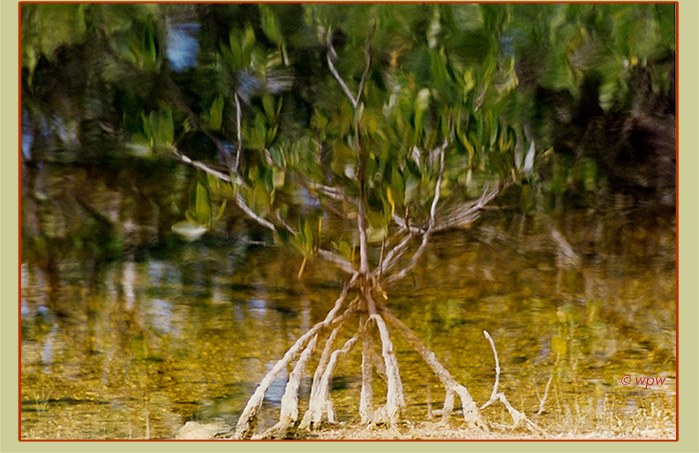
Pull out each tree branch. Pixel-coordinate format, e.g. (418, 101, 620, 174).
(433, 181, 506, 232)
(325, 27, 375, 277)
(370, 231, 413, 280)
(170, 145, 232, 182)
(164, 74, 232, 166)
(325, 22, 374, 109)
(234, 91, 243, 172)
(317, 249, 356, 274)
(356, 21, 376, 108)
(383, 141, 447, 286)
(171, 145, 358, 275)
(326, 51, 359, 109)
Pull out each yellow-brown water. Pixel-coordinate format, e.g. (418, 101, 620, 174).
(20, 162, 676, 439)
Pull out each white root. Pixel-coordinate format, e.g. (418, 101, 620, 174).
(301, 333, 360, 429)
(234, 303, 356, 439)
(481, 331, 546, 436)
(380, 308, 483, 427)
(299, 316, 351, 429)
(306, 310, 352, 408)
(367, 306, 405, 425)
(258, 335, 319, 439)
(535, 374, 554, 415)
(359, 316, 375, 424)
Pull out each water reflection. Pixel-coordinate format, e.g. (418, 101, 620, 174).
(167, 23, 200, 72)
(20, 162, 676, 439)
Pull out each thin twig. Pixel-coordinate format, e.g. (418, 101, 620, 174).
(233, 193, 277, 231)
(383, 141, 447, 286)
(325, 25, 375, 276)
(317, 249, 356, 274)
(325, 21, 375, 109)
(372, 231, 413, 279)
(355, 21, 376, 108)
(304, 181, 355, 203)
(433, 181, 506, 232)
(172, 145, 358, 275)
(326, 51, 359, 108)
(163, 74, 230, 161)
(536, 375, 554, 415)
(234, 91, 243, 172)
(170, 145, 231, 182)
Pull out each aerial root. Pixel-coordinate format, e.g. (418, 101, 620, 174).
(481, 331, 546, 436)
(233, 299, 356, 439)
(365, 311, 406, 425)
(380, 307, 486, 429)
(234, 288, 541, 439)
(359, 315, 375, 423)
(300, 327, 359, 430)
(299, 313, 348, 430)
(259, 335, 319, 439)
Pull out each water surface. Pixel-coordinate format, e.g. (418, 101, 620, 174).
(20, 162, 676, 439)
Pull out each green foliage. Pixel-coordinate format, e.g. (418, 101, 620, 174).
(208, 96, 225, 131)
(22, 3, 675, 246)
(128, 108, 174, 154)
(21, 4, 87, 82)
(172, 178, 228, 241)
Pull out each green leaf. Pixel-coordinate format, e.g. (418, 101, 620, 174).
(404, 173, 420, 205)
(269, 145, 286, 168)
(159, 109, 174, 144)
(366, 207, 388, 230)
(253, 178, 270, 211)
(580, 157, 598, 191)
(551, 336, 567, 356)
(194, 182, 212, 225)
(262, 95, 276, 122)
(430, 48, 448, 92)
(302, 218, 315, 253)
(254, 112, 267, 148)
(413, 88, 431, 143)
(228, 26, 256, 70)
(259, 5, 283, 46)
(214, 199, 228, 221)
(389, 165, 405, 209)
(209, 96, 224, 131)
(366, 226, 388, 243)
(272, 167, 286, 189)
(333, 239, 354, 262)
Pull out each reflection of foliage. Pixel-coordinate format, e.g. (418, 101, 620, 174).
(21, 3, 675, 212)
